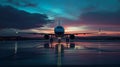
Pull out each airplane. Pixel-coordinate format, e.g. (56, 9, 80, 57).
(24, 20, 97, 42)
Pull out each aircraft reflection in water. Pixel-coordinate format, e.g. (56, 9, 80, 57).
(14, 41, 17, 54)
(44, 39, 75, 67)
(11, 40, 75, 66)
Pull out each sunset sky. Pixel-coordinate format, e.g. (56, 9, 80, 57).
(0, 0, 120, 36)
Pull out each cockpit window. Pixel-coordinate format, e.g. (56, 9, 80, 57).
(57, 26, 63, 29)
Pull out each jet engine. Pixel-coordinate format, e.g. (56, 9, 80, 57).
(70, 34, 75, 39)
(44, 43, 49, 48)
(70, 43, 75, 48)
(44, 34, 49, 39)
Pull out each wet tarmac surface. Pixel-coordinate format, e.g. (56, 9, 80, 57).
(0, 40, 120, 67)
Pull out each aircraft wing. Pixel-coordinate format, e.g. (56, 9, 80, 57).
(21, 32, 98, 35)
(23, 32, 54, 35)
(65, 32, 98, 35)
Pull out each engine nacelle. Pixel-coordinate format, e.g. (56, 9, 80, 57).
(70, 34, 75, 39)
(44, 34, 49, 39)
(70, 43, 75, 48)
(44, 43, 49, 48)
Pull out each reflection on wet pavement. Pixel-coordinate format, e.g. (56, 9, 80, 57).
(0, 40, 120, 66)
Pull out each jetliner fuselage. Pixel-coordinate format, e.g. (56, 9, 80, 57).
(54, 25, 65, 37)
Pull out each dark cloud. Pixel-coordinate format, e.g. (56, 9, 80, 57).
(6, 0, 38, 7)
(6, 0, 22, 6)
(84, 26, 120, 31)
(0, 5, 51, 29)
(81, 6, 97, 13)
(80, 10, 120, 26)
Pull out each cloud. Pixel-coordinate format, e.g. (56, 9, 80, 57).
(80, 11, 120, 26)
(6, 0, 38, 7)
(0, 0, 120, 31)
(0, 0, 119, 20)
(57, 10, 120, 32)
(0, 5, 51, 29)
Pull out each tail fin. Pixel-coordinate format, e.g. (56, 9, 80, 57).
(57, 19, 62, 26)
(58, 19, 60, 26)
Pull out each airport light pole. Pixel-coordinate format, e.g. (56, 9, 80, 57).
(14, 31, 18, 54)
